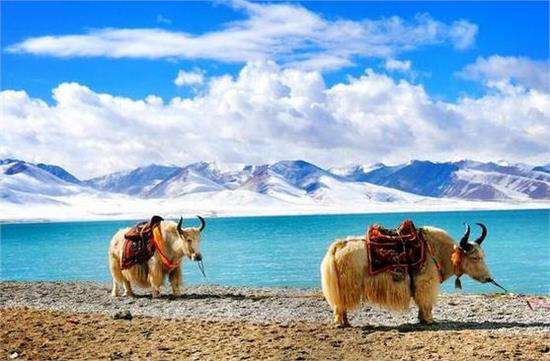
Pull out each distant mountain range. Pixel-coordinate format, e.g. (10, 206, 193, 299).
(1, 158, 549, 210)
(331, 160, 550, 201)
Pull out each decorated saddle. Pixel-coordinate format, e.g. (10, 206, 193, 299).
(121, 215, 164, 270)
(365, 220, 427, 277)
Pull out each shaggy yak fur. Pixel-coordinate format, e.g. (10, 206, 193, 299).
(321, 225, 493, 327)
(108, 218, 204, 298)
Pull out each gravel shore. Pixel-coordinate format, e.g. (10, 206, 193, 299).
(1, 282, 549, 360)
(1, 281, 548, 331)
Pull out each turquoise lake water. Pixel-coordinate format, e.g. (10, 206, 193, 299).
(1, 209, 548, 294)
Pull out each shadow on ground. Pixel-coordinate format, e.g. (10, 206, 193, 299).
(358, 320, 550, 333)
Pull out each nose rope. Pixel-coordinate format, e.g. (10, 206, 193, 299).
(197, 259, 206, 277)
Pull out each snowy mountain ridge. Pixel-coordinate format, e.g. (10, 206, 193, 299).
(1, 158, 549, 209)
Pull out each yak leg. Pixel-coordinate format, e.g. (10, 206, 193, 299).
(343, 312, 350, 326)
(413, 275, 439, 324)
(109, 255, 124, 297)
(148, 262, 163, 298)
(122, 280, 134, 297)
(169, 266, 182, 296)
(333, 307, 351, 328)
(111, 281, 119, 297)
(417, 304, 433, 324)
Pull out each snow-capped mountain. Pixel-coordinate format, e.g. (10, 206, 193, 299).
(359, 160, 457, 197)
(0, 160, 88, 204)
(237, 165, 309, 201)
(348, 160, 550, 201)
(84, 164, 181, 196)
(268, 160, 343, 192)
(307, 175, 424, 205)
(329, 163, 385, 182)
(445, 161, 550, 200)
(35, 163, 82, 184)
(1, 158, 548, 221)
(145, 161, 263, 198)
(146, 163, 226, 198)
(237, 160, 371, 202)
(532, 163, 550, 174)
(146, 160, 343, 201)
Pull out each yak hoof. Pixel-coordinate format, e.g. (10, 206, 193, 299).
(418, 319, 435, 325)
(335, 321, 351, 328)
(334, 311, 351, 328)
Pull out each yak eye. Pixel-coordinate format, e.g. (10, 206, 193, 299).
(471, 256, 481, 262)
(186, 239, 192, 243)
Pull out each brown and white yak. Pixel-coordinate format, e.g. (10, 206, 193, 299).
(321, 223, 503, 327)
(109, 216, 205, 298)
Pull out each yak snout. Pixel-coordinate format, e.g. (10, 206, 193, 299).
(191, 253, 202, 261)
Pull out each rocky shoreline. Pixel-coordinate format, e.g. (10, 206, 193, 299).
(1, 281, 549, 330)
(1, 282, 549, 360)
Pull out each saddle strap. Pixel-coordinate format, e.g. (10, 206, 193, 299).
(396, 230, 416, 295)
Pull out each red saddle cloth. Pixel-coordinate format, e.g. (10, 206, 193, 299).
(121, 216, 163, 270)
(365, 220, 427, 276)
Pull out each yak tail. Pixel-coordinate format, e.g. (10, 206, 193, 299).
(130, 263, 150, 288)
(320, 240, 347, 310)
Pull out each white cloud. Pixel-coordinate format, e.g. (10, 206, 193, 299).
(448, 20, 478, 50)
(384, 58, 411, 72)
(7, 1, 477, 71)
(2, 61, 548, 178)
(287, 54, 354, 72)
(174, 69, 205, 87)
(458, 55, 550, 91)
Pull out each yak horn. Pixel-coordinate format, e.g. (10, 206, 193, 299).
(474, 223, 487, 245)
(177, 217, 183, 232)
(197, 215, 206, 232)
(459, 223, 471, 251)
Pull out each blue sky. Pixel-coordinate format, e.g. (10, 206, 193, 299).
(1, 1, 549, 177)
(2, 1, 547, 101)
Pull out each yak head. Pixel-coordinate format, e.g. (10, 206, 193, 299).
(455, 223, 504, 292)
(174, 216, 206, 263)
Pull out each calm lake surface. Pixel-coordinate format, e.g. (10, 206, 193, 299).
(1, 209, 548, 294)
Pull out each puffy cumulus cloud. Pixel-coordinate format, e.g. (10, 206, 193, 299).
(458, 55, 550, 92)
(2, 61, 548, 178)
(174, 69, 205, 87)
(7, 1, 477, 71)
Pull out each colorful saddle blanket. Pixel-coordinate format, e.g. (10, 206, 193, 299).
(121, 215, 163, 270)
(365, 220, 427, 276)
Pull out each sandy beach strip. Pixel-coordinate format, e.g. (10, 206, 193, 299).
(1, 282, 549, 360)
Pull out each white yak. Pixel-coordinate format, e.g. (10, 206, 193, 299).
(321, 223, 503, 327)
(109, 216, 205, 298)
